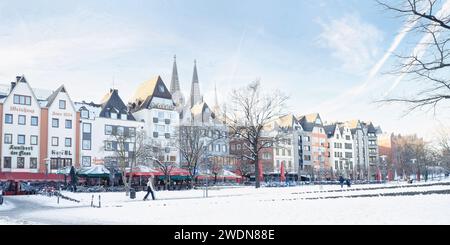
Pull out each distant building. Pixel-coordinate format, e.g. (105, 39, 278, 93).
(324, 123, 354, 178)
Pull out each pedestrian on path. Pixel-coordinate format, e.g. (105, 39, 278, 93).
(143, 175, 156, 201)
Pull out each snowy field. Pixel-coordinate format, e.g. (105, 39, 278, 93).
(1, 179, 450, 225)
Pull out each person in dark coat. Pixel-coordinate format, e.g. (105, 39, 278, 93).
(339, 176, 345, 188)
(143, 175, 156, 201)
(346, 178, 351, 187)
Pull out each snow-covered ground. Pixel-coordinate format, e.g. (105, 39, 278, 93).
(1, 179, 450, 225)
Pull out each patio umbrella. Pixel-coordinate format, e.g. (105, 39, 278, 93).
(280, 162, 286, 182)
(258, 160, 264, 182)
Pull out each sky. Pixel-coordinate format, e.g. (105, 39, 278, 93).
(0, 0, 449, 141)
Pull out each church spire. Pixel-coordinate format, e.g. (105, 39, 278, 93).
(190, 59, 201, 107)
(170, 55, 180, 94)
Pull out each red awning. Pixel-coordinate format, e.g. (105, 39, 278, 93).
(0, 172, 64, 181)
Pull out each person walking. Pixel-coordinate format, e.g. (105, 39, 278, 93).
(339, 176, 344, 188)
(143, 175, 156, 201)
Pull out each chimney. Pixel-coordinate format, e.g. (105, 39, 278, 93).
(11, 82, 16, 90)
(16, 76, 21, 82)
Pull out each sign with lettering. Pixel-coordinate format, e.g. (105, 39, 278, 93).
(51, 150, 73, 156)
(52, 111, 73, 117)
(10, 106, 35, 114)
(9, 145, 33, 156)
(150, 102, 175, 110)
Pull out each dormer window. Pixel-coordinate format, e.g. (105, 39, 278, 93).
(59, 100, 66, 109)
(158, 84, 165, 93)
(81, 109, 89, 119)
(111, 112, 118, 119)
(120, 114, 127, 120)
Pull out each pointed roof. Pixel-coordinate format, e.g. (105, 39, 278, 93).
(190, 60, 202, 107)
(192, 59, 199, 85)
(324, 124, 337, 138)
(170, 55, 180, 94)
(130, 76, 173, 112)
(345, 120, 360, 129)
(45, 85, 67, 107)
(298, 113, 323, 132)
(100, 89, 135, 120)
(276, 114, 298, 128)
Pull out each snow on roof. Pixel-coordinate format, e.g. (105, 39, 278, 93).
(0, 83, 54, 104)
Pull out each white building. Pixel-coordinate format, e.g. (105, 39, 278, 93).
(269, 114, 304, 175)
(45, 85, 79, 173)
(0, 76, 80, 179)
(324, 123, 355, 178)
(129, 76, 179, 164)
(75, 89, 144, 168)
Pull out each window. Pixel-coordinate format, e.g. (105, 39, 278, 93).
(117, 126, 124, 135)
(276, 160, 280, 168)
(153, 132, 158, 138)
(50, 158, 58, 170)
(276, 148, 280, 155)
(158, 111, 164, 119)
(3, 157, 11, 168)
(120, 114, 127, 120)
(165, 133, 170, 139)
(105, 125, 113, 135)
(52, 137, 59, 146)
(17, 157, 25, 168)
(18, 115, 26, 125)
(111, 112, 118, 119)
(304, 136, 310, 142)
(222, 145, 227, 152)
(52, 118, 59, 128)
(287, 149, 291, 156)
(345, 143, 352, 150)
(215, 144, 220, 152)
(18, 135, 25, 144)
(59, 100, 66, 109)
(237, 144, 241, 150)
(4, 134, 12, 144)
(153, 117, 158, 123)
(5, 114, 13, 124)
(31, 116, 38, 126)
(83, 123, 91, 133)
(231, 144, 235, 151)
(81, 110, 89, 119)
(13, 95, 31, 105)
(30, 135, 38, 145)
(288, 161, 292, 168)
(346, 135, 351, 140)
(82, 140, 91, 150)
(82, 156, 91, 167)
(165, 119, 171, 124)
(165, 147, 171, 153)
(304, 146, 310, 151)
(65, 120, 72, 129)
(105, 141, 113, 151)
(304, 155, 311, 161)
(65, 138, 72, 147)
(129, 128, 136, 137)
(30, 158, 37, 169)
(345, 152, 353, 158)
(282, 149, 285, 156)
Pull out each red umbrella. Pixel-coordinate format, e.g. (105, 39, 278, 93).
(258, 160, 264, 182)
(280, 162, 286, 182)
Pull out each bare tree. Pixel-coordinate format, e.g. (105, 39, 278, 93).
(108, 129, 148, 196)
(175, 125, 219, 186)
(377, 0, 450, 112)
(224, 80, 288, 188)
(145, 141, 175, 190)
